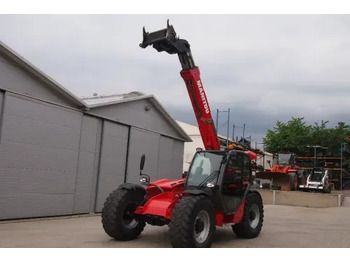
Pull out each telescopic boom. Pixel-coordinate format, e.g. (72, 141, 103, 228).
(140, 20, 220, 150)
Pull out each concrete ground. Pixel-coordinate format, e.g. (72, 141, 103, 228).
(1, 204, 350, 248)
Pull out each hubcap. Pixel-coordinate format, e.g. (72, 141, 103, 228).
(122, 202, 138, 229)
(194, 210, 210, 244)
(249, 204, 260, 229)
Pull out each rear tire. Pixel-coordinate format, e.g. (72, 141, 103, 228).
(169, 195, 216, 248)
(232, 192, 264, 239)
(323, 186, 331, 194)
(290, 173, 298, 191)
(101, 188, 146, 241)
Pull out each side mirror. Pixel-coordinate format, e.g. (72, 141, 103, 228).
(140, 154, 145, 172)
(267, 160, 272, 167)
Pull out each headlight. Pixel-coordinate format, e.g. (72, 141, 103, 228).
(140, 177, 148, 183)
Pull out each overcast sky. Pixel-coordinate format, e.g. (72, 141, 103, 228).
(0, 14, 349, 147)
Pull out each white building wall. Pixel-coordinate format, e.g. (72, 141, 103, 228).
(176, 121, 204, 172)
(256, 152, 273, 169)
(183, 135, 204, 172)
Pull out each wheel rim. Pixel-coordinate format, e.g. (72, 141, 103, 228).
(122, 202, 138, 229)
(193, 210, 210, 244)
(249, 204, 260, 229)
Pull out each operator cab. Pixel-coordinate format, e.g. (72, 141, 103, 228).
(185, 150, 253, 214)
(309, 167, 325, 182)
(277, 153, 295, 167)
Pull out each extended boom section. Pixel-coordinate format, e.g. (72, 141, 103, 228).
(140, 20, 220, 150)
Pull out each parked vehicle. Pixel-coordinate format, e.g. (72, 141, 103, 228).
(101, 20, 264, 248)
(299, 167, 332, 193)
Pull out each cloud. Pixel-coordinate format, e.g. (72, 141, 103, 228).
(0, 14, 350, 146)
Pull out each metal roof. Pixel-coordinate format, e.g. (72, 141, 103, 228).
(0, 41, 189, 142)
(82, 92, 146, 108)
(0, 41, 87, 109)
(82, 92, 192, 142)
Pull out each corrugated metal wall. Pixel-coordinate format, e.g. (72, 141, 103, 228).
(0, 90, 3, 138)
(73, 115, 102, 214)
(0, 93, 82, 219)
(0, 48, 187, 220)
(0, 94, 186, 220)
(94, 120, 129, 212)
(158, 136, 184, 180)
(126, 127, 161, 183)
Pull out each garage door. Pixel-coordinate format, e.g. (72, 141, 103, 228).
(0, 90, 3, 128)
(158, 136, 184, 180)
(73, 115, 102, 214)
(0, 94, 82, 220)
(94, 120, 129, 212)
(126, 127, 160, 183)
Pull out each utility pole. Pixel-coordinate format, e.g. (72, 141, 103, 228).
(232, 124, 235, 142)
(227, 108, 230, 146)
(232, 123, 246, 143)
(307, 145, 327, 169)
(216, 108, 230, 146)
(243, 123, 246, 143)
(341, 142, 344, 190)
(216, 109, 219, 132)
(232, 124, 245, 142)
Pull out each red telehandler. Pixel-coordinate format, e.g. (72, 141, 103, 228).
(101, 20, 264, 248)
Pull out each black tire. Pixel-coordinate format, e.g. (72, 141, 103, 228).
(232, 192, 264, 239)
(290, 173, 298, 191)
(101, 188, 146, 241)
(169, 195, 216, 248)
(323, 186, 331, 194)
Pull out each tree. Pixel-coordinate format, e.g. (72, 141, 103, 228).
(264, 118, 311, 155)
(312, 122, 350, 156)
(264, 118, 350, 156)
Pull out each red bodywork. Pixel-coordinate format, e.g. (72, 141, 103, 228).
(134, 177, 246, 226)
(135, 179, 185, 219)
(266, 165, 296, 174)
(181, 67, 220, 151)
(215, 198, 246, 226)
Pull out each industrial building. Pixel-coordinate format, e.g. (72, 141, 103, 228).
(0, 41, 190, 220)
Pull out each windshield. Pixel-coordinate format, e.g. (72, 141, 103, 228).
(310, 168, 324, 181)
(187, 151, 224, 187)
(278, 154, 292, 166)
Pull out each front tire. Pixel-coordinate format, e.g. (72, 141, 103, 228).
(290, 173, 298, 191)
(323, 186, 331, 194)
(101, 188, 146, 241)
(232, 192, 264, 239)
(169, 195, 216, 248)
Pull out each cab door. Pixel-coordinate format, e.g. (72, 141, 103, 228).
(221, 151, 246, 213)
(242, 153, 253, 187)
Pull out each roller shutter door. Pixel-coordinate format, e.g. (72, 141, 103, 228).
(94, 120, 129, 212)
(0, 94, 82, 220)
(126, 127, 160, 183)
